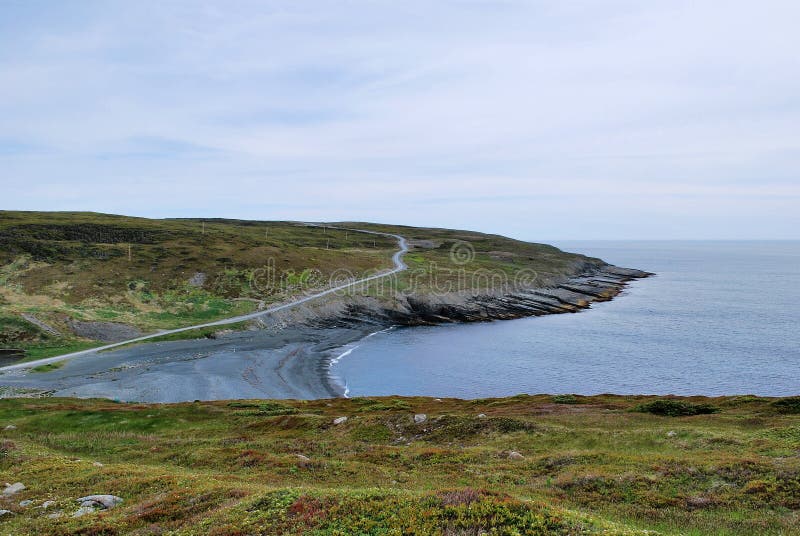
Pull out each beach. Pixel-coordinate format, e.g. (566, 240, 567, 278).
(0, 325, 375, 402)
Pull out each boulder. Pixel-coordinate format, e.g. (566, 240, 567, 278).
(0, 510, 12, 517)
(413, 414, 427, 424)
(477, 413, 487, 418)
(3, 482, 25, 496)
(507, 451, 525, 460)
(333, 416, 348, 425)
(188, 272, 207, 287)
(75, 495, 123, 510)
(4, 425, 16, 431)
(73, 506, 96, 518)
(19, 500, 33, 507)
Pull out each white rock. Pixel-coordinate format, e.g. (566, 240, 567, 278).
(477, 413, 487, 418)
(333, 416, 348, 425)
(0, 509, 12, 517)
(19, 499, 33, 507)
(76, 495, 124, 509)
(667, 430, 677, 437)
(413, 413, 427, 424)
(507, 451, 525, 460)
(92, 461, 104, 467)
(73, 506, 96, 517)
(3, 482, 25, 496)
(433, 398, 442, 402)
(4, 425, 16, 430)
(47, 512, 63, 519)
(40, 500, 56, 509)
(295, 454, 311, 463)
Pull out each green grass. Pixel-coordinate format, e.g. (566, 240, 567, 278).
(0, 394, 798, 534)
(29, 361, 65, 373)
(17, 340, 104, 363)
(99, 320, 254, 353)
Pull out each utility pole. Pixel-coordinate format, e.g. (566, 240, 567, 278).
(265, 227, 269, 239)
(326, 238, 330, 249)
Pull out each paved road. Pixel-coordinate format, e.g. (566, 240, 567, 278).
(0, 225, 408, 373)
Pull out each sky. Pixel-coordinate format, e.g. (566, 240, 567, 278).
(1, 1, 799, 240)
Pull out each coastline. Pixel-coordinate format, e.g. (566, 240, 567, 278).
(0, 325, 377, 402)
(0, 263, 650, 402)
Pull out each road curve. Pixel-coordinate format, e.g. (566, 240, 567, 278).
(0, 225, 408, 372)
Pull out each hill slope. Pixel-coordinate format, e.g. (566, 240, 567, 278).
(1, 394, 798, 534)
(0, 211, 636, 361)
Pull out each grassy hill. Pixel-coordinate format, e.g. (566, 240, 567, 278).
(0, 211, 599, 360)
(1, 394, 798, 534)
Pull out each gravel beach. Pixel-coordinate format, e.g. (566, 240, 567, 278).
(0, 326, 375, 402)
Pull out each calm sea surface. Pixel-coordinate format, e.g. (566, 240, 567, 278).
(331, 241, 800, 397)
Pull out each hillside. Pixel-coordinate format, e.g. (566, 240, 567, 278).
(0, 211, 620, 362)
(1, 394, 799, 534)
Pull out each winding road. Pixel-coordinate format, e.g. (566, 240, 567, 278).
(0, 225, 408, 373)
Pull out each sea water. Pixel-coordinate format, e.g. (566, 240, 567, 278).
(331, 241, 800, 397)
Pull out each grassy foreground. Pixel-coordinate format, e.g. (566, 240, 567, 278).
(1, 394, 799, 535)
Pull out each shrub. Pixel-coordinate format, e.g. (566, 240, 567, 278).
(0, 314, 47, 344)
(552, 394, 580, 404)
(635, 399, 719, 417)
(437, 488, 489, 506)
(352, 398, 411, 411)
(350, 424, 392, 442)
(771, 397, 800, 414)
(228, 401, 297, 416)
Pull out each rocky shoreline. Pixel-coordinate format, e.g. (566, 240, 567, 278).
(314, 264, 652, 328)
(312, 263, 652, 397)
(0, 264, 651, 402)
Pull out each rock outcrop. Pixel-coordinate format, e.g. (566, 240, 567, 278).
(305, 264, 651, 328)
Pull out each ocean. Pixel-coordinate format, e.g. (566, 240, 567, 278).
(331, 241, 800, 398)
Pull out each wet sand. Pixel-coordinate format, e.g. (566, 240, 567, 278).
(0, 326, 375, 402)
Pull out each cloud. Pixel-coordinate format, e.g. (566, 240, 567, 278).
(0, 0, 798, 238)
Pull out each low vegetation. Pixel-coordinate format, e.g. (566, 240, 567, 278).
(29, 361, 64, 373)
(0, 211, 398, 357)
(0, 394, 798, 534)
(634, 399, 719, 417)
(0, 211, 599, 359)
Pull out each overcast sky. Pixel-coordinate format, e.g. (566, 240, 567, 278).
(1, 1, 798, 239)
